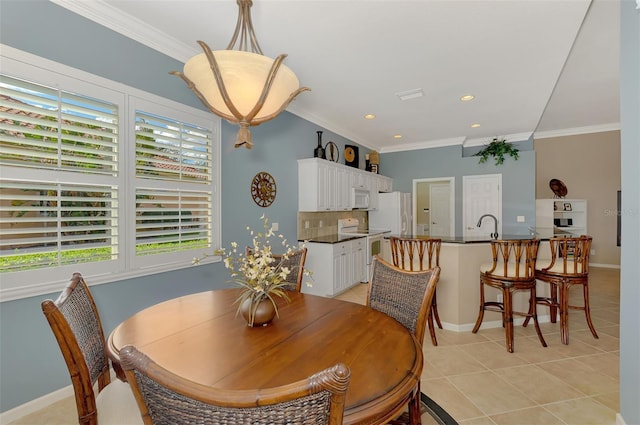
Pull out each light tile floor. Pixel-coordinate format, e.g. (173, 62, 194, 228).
(337, 267, 620, 425)
(10, 268, 619, 425)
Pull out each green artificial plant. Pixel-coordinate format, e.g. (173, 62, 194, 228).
(475, 137, 519, 165)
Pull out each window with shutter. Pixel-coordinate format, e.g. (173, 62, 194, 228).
(0, 47, 220, 301)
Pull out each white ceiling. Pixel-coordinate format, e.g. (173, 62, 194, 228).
(53, 0, 620, 152)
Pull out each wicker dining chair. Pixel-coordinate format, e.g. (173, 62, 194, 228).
(41, 272, 142, 425)
(389, 236, 443, 346)
(367, 255, 441, 424)
(472, 239, 547, 353)
(120, 345, 351, 425)
(246, 246, 308, 292)
(523, 235, 597, 344)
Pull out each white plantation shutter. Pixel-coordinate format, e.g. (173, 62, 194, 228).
(0, 75, 118, 174)
(0, 181, 118, 271)
(136, 189, 211, 255)
(1, 75, 121, 276)
(135, 111, 211, 182)
(133, 105, 214, 258)
(0, 49, 220, 300)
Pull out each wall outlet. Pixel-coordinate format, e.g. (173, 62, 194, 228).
(304, 221, 310, 229)
(272, 222, 279, 231)
(590, 249, 595, 255)
(319, 220, 323, 228)
(497, 293, 503, 303)
(517, 215, 525, 222)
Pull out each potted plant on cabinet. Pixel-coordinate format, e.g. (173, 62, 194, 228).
(475, 137, 519, 165)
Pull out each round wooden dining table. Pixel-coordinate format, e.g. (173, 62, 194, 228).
(107, 288, 423, 425)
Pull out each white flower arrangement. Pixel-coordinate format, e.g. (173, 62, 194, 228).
(194, 215, 311, 324)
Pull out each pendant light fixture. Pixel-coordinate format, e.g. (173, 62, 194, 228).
(171, 0, 310, 149)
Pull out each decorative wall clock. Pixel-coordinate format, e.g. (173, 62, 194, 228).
(251, 172, 277, 207)
(344, 144, 359, 168)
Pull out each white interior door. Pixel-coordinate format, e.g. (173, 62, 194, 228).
(412, 177, 454, 238)
(429, 184, 451, 237)
(463, 174, 502, 238)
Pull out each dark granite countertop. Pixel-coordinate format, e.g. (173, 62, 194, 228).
(299, 234, 367, 244)
(383, 233, 549, 244)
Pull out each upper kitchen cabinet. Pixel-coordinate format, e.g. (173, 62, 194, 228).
(298, 158, 392, 212)
(536, 199, 587, 237)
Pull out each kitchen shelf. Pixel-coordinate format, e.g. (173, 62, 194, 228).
(535, 198, 587, 237)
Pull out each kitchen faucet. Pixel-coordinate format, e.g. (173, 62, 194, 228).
(477, 214, 499, 239)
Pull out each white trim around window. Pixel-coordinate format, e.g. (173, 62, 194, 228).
(0, 45, 221, 302)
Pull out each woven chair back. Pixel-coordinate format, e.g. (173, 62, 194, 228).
(367, 256, 440, 344)
(120, 345, 350, 425)
(41, 272, 111, 425)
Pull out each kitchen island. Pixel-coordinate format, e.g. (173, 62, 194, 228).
(380, 234, 552, 330)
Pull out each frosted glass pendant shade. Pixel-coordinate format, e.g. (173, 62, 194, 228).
(183, 50, 301, 119)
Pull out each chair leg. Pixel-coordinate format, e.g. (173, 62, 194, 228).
(408, 383, 422, 425)
(503, 290, 515, 353)
(427, 310, 438, 346)
(549, 282, 558, 323)
(559, 282, 570, 344)
(580, 282, 599, 340)
(472, 281, 486, 334)
(431, 288, 443, 329)
(530, 286, 548, 348)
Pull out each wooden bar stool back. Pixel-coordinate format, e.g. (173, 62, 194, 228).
(525, 235, 597, 344)
(472, 239, 547, 353)
(389, 236, 442, 346)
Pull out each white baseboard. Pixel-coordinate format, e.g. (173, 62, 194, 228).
(0, 385, 74, 425)
(616, 412, 628, 425)
(591, 263, 621, 269)
(442, 314, 553, 333)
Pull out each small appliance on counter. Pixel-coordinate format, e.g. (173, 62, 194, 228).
(368, 191, 412, 236)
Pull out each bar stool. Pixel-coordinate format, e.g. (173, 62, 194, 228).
(472, 239, 547, 353)
(389, 236, 442, 346)
(524, 235, 597, 345)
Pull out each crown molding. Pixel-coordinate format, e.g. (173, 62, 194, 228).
(463, 132, 533, 148)
(50, 0, 198, 62)
(533, 123, 620, 139)
(380, 137, 466, 154)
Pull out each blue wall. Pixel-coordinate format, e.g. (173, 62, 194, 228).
(0, 1, 356, 411)
(380, 143, 536, 235)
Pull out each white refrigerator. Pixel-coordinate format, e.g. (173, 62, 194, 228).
(369, 192, 412, 235)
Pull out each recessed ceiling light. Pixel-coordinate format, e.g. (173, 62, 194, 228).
(396, 88, 424, 101)
(460, 94, 475, 102)
(364, 114, 376, 120)
(393, 134, 402, 139)
(471, 123, 481, 128)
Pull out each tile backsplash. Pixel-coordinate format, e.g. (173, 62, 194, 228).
(297, 211, 368, 241)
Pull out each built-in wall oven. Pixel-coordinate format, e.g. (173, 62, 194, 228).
(338, 218, 390, 282)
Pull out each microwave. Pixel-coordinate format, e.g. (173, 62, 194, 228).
(351, 187, 370, 209)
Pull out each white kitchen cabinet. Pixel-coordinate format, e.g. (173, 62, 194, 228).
(351, 238, 367, 283)
(298, 158, 392, 212)
(302, 238, 366, 297)
(298, 159, 333, 211)
(536, 199, 587, 237)
(377, 175, 393, 193)
(336, 167, 352, 211)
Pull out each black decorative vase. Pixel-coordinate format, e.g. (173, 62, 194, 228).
(314, 131, 326, 159)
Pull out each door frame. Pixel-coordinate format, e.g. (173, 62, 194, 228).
(412, 177, 455, 237)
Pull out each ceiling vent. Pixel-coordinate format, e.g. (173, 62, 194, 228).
(395, 88, 424, 101)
